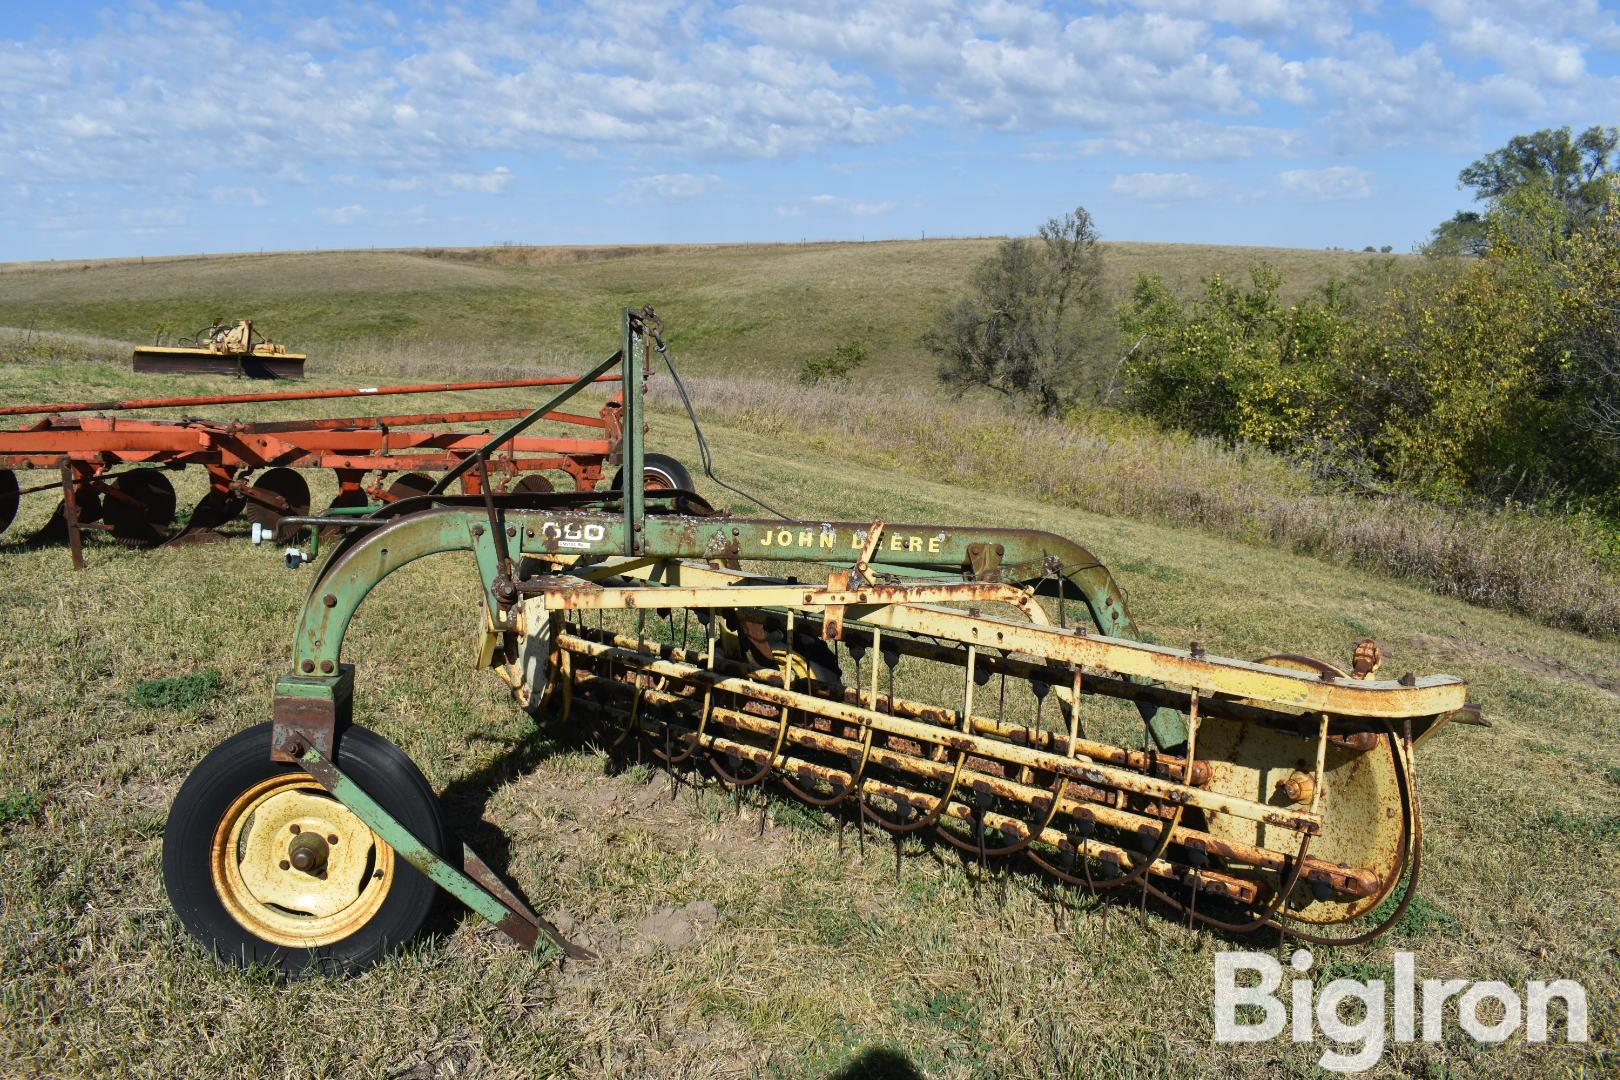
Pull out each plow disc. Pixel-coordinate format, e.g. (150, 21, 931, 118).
(244, 467, 312, 532)
(104, 470, 177, 545)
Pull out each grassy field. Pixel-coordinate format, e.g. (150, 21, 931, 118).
(0, 240, 1409, 383)
(0, 243, 1614, 1077)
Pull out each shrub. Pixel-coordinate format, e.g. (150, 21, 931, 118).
(798, 341, 867, 385)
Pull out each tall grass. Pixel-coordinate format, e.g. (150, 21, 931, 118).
(651, 375, 1620, 637)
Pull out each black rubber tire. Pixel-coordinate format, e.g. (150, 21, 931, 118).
(611, 452, 694, 492)
(0, 469, 17, 536)
(163, 722, 446, 977)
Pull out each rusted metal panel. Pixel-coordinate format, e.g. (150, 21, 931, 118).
(269, 665, 354, 763)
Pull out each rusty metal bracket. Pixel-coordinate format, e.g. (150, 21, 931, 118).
(851, 521, 884, 585)
(967, 542, 1005, 583)
(270, 665, 353, 763)
(821, 569, 851, 642)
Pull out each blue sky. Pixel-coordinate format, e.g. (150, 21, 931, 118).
(2, 0, 1617, 260)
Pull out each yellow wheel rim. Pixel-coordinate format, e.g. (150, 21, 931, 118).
(210, 773, 395, 948)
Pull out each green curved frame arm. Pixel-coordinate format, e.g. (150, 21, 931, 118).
(275, 505, 1185, 749)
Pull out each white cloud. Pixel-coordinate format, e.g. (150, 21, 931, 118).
(1303, 35, 1476, 151)
(209, 186, 269, 207)
(612, 172, 722, 203)
(1279, 165, 1374, 200)
(290, 17, 347, 52)
(776, 194, 895, 216)
(1069, 120, 1302, 161)
(1133, 0, 1354, 42)
(4, 0, 1619, 246)
(333, 167, 515, 196)
(117, 206, 187, 228)
(316, 204, 369, 225)
(1418, 0, 1620, 78)
(1110, 171, 1218, 201)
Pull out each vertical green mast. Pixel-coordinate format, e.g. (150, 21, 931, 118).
(621, 308, 646, 554)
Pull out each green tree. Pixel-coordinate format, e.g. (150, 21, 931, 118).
(1431, 125, 1619, 253)
(1458, 125, 1618, 217)
(924, 206, 1106, 416)
(1116, 263, 1357, 453)
(1555, 184, 1620, 469)
(1428, 210, 1488, 256)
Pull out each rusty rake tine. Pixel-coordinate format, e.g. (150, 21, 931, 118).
(934, 776, 1068, 861)
(707, 746, 772, 788)
(1186, 875, 1201, 939)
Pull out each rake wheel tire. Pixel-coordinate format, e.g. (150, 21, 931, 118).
(163, 722, 446, 977)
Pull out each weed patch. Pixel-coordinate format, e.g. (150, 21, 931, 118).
(0, 789, 40, 827)
(1534, 810, 1620, 842)
(127, 668, 221, 710)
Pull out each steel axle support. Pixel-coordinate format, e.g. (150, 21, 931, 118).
(298, 745, 591, 960)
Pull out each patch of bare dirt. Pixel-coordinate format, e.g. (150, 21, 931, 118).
(635, 900, 719, 951)
(1410, 634, 1620, 697)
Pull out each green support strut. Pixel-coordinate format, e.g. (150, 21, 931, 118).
(299, 745, 592, 960)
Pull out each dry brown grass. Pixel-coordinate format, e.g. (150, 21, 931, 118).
(0, 245, 1613, 1079)
(652, 375, 1620, 637)
(0, 397, 1614, 1079)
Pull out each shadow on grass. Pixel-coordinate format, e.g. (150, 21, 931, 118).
(417, 720, 595, 942)
(419, 702, 1311, 954)
(826, 1046, 926, 1080)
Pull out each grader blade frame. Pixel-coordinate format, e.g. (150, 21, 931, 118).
(161, 308, 1482, 977)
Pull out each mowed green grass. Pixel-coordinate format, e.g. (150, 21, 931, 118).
(0, 240, 1410, 382)
(0, 356, 1615, 1078)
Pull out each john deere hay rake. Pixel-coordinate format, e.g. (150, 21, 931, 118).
(161, 309, 1484, 975)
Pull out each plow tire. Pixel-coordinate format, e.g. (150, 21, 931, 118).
(612, 452, 693, 492)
